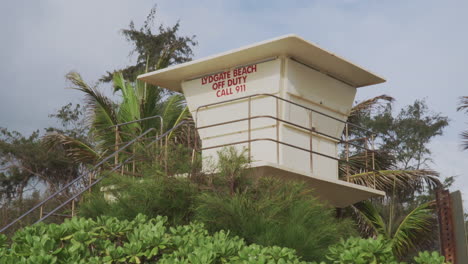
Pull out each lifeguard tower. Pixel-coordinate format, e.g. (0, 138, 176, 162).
(138, 34, 386, 207)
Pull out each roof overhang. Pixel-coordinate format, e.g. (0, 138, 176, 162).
(250, 161, 385, 208)
(138, 34, 386, 92)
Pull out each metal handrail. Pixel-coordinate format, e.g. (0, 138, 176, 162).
(197, 114, 375, 153)
(108, 115, 163, 130)
(34, 120, 189, 224)
(195, 93, 376, 136)
(195, 92, 378, 185)
(0, 127, 157, 233)
(202, 138, 341, 161)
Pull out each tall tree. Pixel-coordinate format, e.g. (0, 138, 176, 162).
(46, 6, 198, 170)
(341, 95, 449, 259)
(351, 99, 449, 170)
(101, 5, 197, 82)
(0, 103, 88, 204)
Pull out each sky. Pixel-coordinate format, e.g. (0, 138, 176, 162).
(1, 0, 467, 200)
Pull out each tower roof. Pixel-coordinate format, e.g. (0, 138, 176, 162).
(138, 34, 385, 92)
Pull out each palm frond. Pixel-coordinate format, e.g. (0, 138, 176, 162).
(346, 169, 439, 192)
(352, 201, 388, 238)
(114, 73, 142, 139)
(66, 71, 118, 151)
(167, 106, 189, 141)
(350, 95, 394, 117)
(162, 94, 187, 130)
(66, 71, 117, 128)
(457, 96, 468, 113)
(339, 150, 395, 176)
(43, 133, 100, 164)
(391, 201, 436, 257)
(462, 130, 468, 151)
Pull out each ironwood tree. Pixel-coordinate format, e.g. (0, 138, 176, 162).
(100, 5, 197, 83)
(351, 98, 449, 170)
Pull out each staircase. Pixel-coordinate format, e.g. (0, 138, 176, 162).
(0, 120, 190, 234)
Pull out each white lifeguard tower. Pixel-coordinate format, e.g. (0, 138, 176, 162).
(138, 34, 385, 207)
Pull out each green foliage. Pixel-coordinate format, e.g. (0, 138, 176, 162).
(0, 127, 81, 201)
(352, 99, 448, 170)
(46, 103, 89, 140)
(54, 70, 192, 169)
(0, 214, 311, 263)
(345, 97, 447, 258)
(79, 147, 354, 261)
(322, 236, 448, 264)
(101, 5, 197, 82)
(164, 143, 198, 176)
(208, 147, 251, 194)
(352, 201, 436, 258)
(325, 236, 398, 264)
(79, 174, 197, 226)
(413, 251, 449, 264)
(194, 177, 356, 262)
(0, 217, 449, 264)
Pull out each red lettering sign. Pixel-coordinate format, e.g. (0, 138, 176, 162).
(201, 64, 257, 98)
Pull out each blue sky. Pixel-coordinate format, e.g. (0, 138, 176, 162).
(1, 0, 467, 200)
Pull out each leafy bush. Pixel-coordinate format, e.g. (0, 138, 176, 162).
(323, 236, 449, 264)
(325, 236, 398, 264)
(413, 251, 449, 264)
(79, 174, 197, 225)
(194, 177, 356, 262)
(73, 147, 449, 263)
(0, 214, 312, 263)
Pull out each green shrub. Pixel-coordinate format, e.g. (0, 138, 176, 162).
(323, 236, 449, 264)
(194, 177, 356, 262)
(325, 236, 398, 264)
(413, 251, 449, 264)
(0, 214, 312, 263)
(79, 173, 197, 225)
(1, 215, 449, 264)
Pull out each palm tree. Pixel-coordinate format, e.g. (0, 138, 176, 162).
(341, 94, 441, 192)
(353, 200, 436, 258)
(44, 71, 192, 174)
(340, 95, 442, 258)
(457, 96, 468, 150)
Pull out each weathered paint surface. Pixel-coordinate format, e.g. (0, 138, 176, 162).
(182, 57, 355, 180)
(185, 60, 277, 170)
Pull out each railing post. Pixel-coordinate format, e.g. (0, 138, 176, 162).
(365, 137, 369, 172)
(132, 144, 136, 176)
(165, 134, 168, 175)
(88, 172, 93, 193)
(153, 132, 159, 164)
(71, 200, 75, 218)
(187, 124, 191, 148)
(39, 206, 43, 219)
(248, 97, 252, 163)
(345, 123, 350, 182)
(309, 110, 313, 173)
(114, 126, 119, 165)
(276, 97, 280, 164)
(160, 119, 164, 152)
(371, 134, 376, 188)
